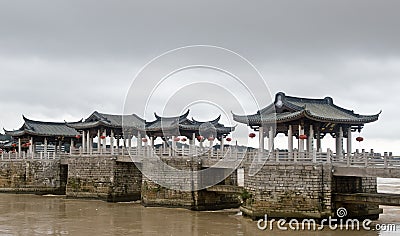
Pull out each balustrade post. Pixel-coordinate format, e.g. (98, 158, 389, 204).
(384, 152, 388, 168)
(346, 154, 350, 167)
(312, 148, 317, 163)
(362, 149, 366, 164)
(327, 148, 331, 163)
(235, 147, 238, 160)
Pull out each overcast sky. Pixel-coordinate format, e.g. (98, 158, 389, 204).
(1, 1, 400, 154)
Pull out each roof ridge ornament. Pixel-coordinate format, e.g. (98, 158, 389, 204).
(324, 96, 333, 104)
(275, 94, 283, 108)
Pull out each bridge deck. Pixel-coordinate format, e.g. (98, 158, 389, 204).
(334, 193, 400, 206)
(4, 148, 400, 178)
(206, 185, 244, 194)
(333, 166, 400, 178)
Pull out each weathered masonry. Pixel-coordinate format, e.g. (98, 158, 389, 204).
(140, 157, 240, 210)
(234, 92, 383, 219)
(0, 159, 66, 195)
(66, 156, 142, 202)
(240, 160, 381, 220)
(2, 92, 399, 220)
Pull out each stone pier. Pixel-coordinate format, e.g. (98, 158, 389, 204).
(0, 155, 386, 219)
(0, 159, 66, 195)
(240, 162, 381, 220)
(141, 157, 241, 210)
(66, 156, 142, 202)
(241, 163, 333, 219)
(333, 176, 381, 219)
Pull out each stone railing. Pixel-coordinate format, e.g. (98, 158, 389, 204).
(4, 146, 398, 169)
(246, 149, 400, 168)
(0, 151, 65, 160)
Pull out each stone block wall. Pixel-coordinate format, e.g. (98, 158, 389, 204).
(333, 176, 362, 193)
(141, 157, 240, 210)
(66, 156, 141, 202)
(110, 161, 142, 202)
(0, 160, 63, 194)
(361, 177, 377, 193)
(333, 176, 380, 219)
(241, 163, 333, 219)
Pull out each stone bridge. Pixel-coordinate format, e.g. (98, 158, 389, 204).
(2, 148, 400, 220)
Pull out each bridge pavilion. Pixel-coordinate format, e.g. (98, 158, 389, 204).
(4, 116, 80, 157)
(66, 111, 146, 155)
(233, 92, 380, 158)
(145, 110, 235, 152)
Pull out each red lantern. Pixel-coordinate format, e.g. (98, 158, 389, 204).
(207, 137, 215, 141)
(12, 143, 17, 147)
(26, 142, 31, 146)
(100, 135, 106, 139)
(173, 137, 180, 142)
(75, 135, 81, 139)
(142, 138, 148, 142)
(226, 137, 232, 142)
(197, 136, 204, 141)
(299, 134, 307, 140)
(249, 133, 256, 138)
(356, 136, 364, 142)
(181, 137, 187, 142)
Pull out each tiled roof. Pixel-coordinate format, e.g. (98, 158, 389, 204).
(67, 111, 145, 130)
(145, 110, 190, 131)
(146, 110, 235, 134)
(5, 116, 79, 137)
(233, 92, 380, 125)
(0, 134, 12, 141)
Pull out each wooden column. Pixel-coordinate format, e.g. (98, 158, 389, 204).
(137, 132, 142, 155)
(172, 136, 176, 156)
(29, 137, 33, 156)
(316, 129, 321, 152)
(347, 127, 352, 158)
(298, 125, 304, 152)
(116, 137, 120, 154)
(44, 137, 48, 157)
(259, 126, 264, 153)
(82, 130, 86, 153)
(288, 125, 293, 154)
(220, 137, 225, 153)
(70, 138, 74, 155)
(307, 125, 314, 152)
(191, 133, 196, 155)
(18, 138, 21, 158)
(86, 131, 90, 154)
(98, 129, 101, 154)
(268, 126, 274, 152)
(31, 137, 36, 156)
(199, 137, 204, 150)
(89, 135, 93, 155)
(103, 130, 107, 153)
(150, 136, 154, 156)
(336, 127, 343, 159)
(128, 135, 132, 151)
(110, 130, 114, 155)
